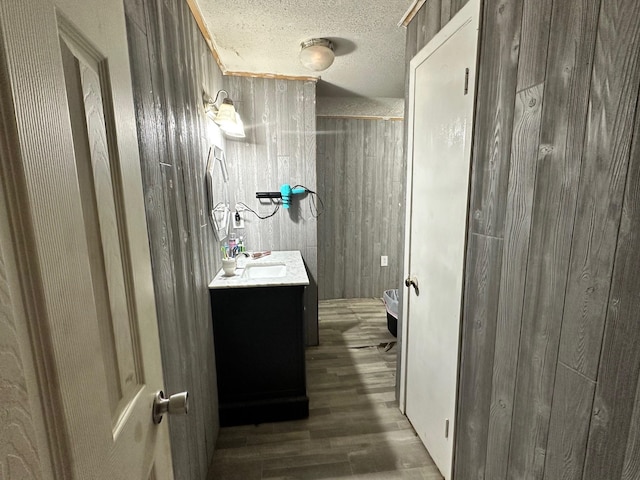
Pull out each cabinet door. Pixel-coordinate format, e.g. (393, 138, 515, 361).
(212, 286, 306, 402)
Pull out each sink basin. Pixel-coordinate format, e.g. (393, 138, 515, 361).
(242, 262, 287, 279)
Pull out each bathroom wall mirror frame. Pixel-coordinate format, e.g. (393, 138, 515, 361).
(206, 145, 230, 241)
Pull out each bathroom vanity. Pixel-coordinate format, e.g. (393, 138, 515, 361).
(208, 250, 309, 426)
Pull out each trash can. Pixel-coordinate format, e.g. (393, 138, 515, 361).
(383, 289, 399, 337)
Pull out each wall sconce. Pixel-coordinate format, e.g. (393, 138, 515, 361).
(203, 90, 246, 138)
(299, 38, 335, 72)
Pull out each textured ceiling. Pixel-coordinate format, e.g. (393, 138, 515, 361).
(195, 0, 411, 98)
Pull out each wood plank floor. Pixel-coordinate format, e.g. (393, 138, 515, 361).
(208, 298, 442, 479)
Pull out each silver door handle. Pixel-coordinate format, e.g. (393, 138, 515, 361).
(153, 390, 189, 424)
(405, 276, 419, 295)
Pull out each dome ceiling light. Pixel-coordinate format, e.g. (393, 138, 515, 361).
(299, 38, 335, 72)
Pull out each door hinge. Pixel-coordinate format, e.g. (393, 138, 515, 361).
(445, 418, 450, 438)
(464, 68, 469, 95)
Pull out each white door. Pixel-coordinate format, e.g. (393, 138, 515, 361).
(0, 0, 174, 478)
(400, 2, 480, 479)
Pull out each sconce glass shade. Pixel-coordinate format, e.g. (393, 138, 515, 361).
(203, 90, 245, 138)
(222, 113, 246, 138)
(213, 98, 237, 127)
(299, 38, 335, 72)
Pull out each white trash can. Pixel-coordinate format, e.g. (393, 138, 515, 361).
(383, 289, 399, 337)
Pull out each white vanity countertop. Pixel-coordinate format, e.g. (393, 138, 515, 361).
(208, 250, 310, 289)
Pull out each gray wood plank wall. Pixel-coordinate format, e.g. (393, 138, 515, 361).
(404, 0, 640, 479)
(316, 117, 404, 300)
(124, 0, 223, 478)
(221, 76, 319, 346)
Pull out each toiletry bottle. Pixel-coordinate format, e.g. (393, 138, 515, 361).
(238, 235, 245, 253)
(228, 233, 237, 257)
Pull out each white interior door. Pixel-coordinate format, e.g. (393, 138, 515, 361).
(0, 0, 174, 478)
(400, 2, 480, 479)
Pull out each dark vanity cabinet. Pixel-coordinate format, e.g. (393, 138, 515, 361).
(210, 285, 308, 426)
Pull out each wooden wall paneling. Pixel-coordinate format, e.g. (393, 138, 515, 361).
(126, 17, 161, 217)
(415, 5, 428, 52)
(179, 2, 216, 472)
(453, 233, 503, 480)
(289, 81, 305, 253)
(276, 79, 290, 158)
(390, 120, 405, 290)
(372, 120, 386, 294)
(159, 162, 193, 479)
(383, 121, 396, 290)
(355, 120, 366, 297)
(557, 0, 640, 381)
(158, 1, 180, 164)
(382, 120, 394, 294)
(417, 0, 445, 56)
(582, 83, 640, 480)
(481, 82, 544, 480)
(332, 119, 347, 299)
(316, 118, 404, 300)
(125, 0, 223, 476)
(467, 0, 523, 238)
(336, 117, 347, 300)
(506, 1, 602, 478)
(622, 374, 640, 479)
(159, 5, 207, 478)
(343, 119, 359, 298)
(123, 0, 146, 34)
(143, 1, 170, 166)
(405, 16, 419, 70)
(450, 0, 467, 19)
(264, 78, 281, 245)
(416, 0, 441, 53)
(515, 0, 552, 92)
(318, 118, 338, 300)
(126, 8, 190, 476)
(287, 81, 300, 250)
(303, 81, 318, 297)
(316, 120, 329, 300)
(322, 117, 337, 300)
(379, 119, 389, 293)
(440, 0, 452, 29)
(360, 120, 374, 294)
(543, 363, 596, 480)
(305, 88, 318, 220)
(169, 163, 205, 480)
(317, 118, 330, 297)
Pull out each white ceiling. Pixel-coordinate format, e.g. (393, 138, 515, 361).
(195, 0, 411, 99)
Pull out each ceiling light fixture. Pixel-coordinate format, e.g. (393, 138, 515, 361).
(299, 38, 335, 72)
(203, 90, 246, 138)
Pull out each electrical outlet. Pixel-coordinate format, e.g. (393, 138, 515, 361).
(381, 255, 388, 267)
(233, 211, 245, 229)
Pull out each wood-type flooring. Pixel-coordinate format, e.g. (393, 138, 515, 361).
(208, 298, 442, 479)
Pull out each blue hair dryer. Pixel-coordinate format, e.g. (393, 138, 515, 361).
(280, 184, 306, 209)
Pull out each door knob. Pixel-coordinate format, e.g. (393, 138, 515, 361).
(405, 276, 419, 295)
(153, 390, 189, 424)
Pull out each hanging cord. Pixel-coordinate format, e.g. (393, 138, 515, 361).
(292, 185, 325, 218)
(236, 201, 280, 219)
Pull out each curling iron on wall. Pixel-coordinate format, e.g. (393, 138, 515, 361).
(255, 184, 306, 209)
